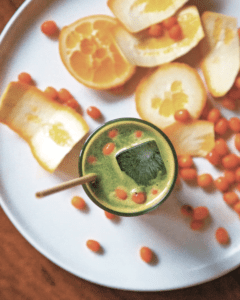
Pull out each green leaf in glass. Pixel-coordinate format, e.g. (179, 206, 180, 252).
(116, 140, 166, 186)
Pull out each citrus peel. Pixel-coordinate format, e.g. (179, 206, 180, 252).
(59, 14, 136, 90)
(0, 82, 89, 172)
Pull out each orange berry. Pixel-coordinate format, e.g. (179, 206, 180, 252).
(148, 23, 164, 37)
(193, 206, 209, 220)
(58, 88, 72, 103)
(18, 72, 32, 84)
(168, 24, 183, 40)
(215, 227, 229, 245)
(229, 117, 240, 132)
(41, 20, 58, 36)
(86, 239, 101, 252)
(222, 154, 239, 169)
(190, 220, 204, 231)
(234, 133, 240, 151)
(214, 118, 228, 135)
(206, 149, 221, 166)
(66, 98, 80, 110)
(174, 109, 190, 122)
(179, 168, 197, 181)
(44, 86, 58, 100)
(71, 196, 86, 210)
(201, 102, 211, 120)
(207, 108, 221, 123)
(224, 170, 236, 185)
(108, 129, 118, 138)
(222, 97, 237, 111)
(162, 16, 178, 29)
(178, 154, 193, 168)
(151, 189, 158, 195)
(102, 142, 115, 155)
(215, 176, 229, 192)
(234, 76, 240, 89)
(237, 183, 240, 192)
(180, 205, 193, 217)
(233, 201, 240, 214)
(214, 138, 229, 157)
(223, 192, 239, 206)
(104, 211, 116, 219)
(197, 173, 213, 188)
(87, 106, 101, 119)
(140, 246, 153, 263)
(115, 188, 128, 200)
(235, 167, 240, 182)
(132, 192, 146, 204)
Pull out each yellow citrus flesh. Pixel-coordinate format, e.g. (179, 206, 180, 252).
(112, 6, 204, 67)
(59, 15, 136, 90)
(107, 0, 189, 33)
(163, 120, 215, 157)
(0, 82, 89, 172)
(135, 62, 207, 129)
(200, 12, 240, 97)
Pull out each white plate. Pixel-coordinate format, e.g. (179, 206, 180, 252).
(1, 0, 240, 291)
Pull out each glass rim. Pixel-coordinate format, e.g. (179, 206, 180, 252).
(78, 117, 178, 217)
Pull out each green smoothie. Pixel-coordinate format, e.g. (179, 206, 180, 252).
(79, 118, 178, 216)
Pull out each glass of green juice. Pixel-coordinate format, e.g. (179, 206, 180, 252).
(79, 118, 178, 216)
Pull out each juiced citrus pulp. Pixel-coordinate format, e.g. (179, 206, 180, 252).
(112, 6, 204, 67)
(59, 15, 136, 90)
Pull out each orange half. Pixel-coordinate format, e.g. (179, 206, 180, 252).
(59, 15, 136, 90)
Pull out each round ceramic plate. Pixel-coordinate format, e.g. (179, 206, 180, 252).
(1, 0, 240, 291)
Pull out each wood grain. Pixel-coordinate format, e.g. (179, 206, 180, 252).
(1, 0, 240, 299)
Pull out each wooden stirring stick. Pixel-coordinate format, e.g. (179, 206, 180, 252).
(35, 173, 97, 198)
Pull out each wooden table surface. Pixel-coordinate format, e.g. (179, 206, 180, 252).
(1, 0, 240, 299)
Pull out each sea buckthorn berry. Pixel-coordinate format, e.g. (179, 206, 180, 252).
(140, 247, 153, 263)
(214, 138, 229, 157)
(229, 117, 240, 132)
(214, 118, 228, 135)
(66, 98, 80, 110)
(234, 133, 240, 151)
(148, 23, 164, 37)
(58, 88, 72, 103)
(190, 220, 204, 231)
(162, 16, 178, 29)
(115, 188, 128, 200)
(41, 20, 58, 36)
(108, 129, 118, 138)
(215, 227, 230, 245)
(228, 87, 240, 99)
(86, 239, 101, 252)
(180, 204, 193, 217)
(193, 206, 209, 220)
(234, 76, 240, 89)
(87, 155, 97, 164)
(87, 106, 101, 119)
(132, 192, 146, 204)
(237, 183, 240, 192)
(197, 173, 213, 188)
(174, 109, 190, 122)
(233, 201, 240, 214)
(151, 189, 158, 195)
(223, 192, 239, 206)
(103, 142, 115, 155)
(179, 168, 197, 181)
(215, 176, 229, 192)
(168, 24, 183, 40)
(222, 154, 239, 169)
(44, 86, 58, 100)
(71, 196, 86, 210)
(224, 170, 236, 185)
(18, 72, 32, 84)
(178, 154, 193, 168)
(201, 102, 211, 120)
(135, 130, 143, 138)
(235, 167, 240, 182)
(104, 211, 116, 220)
(207, 108, 221, 123)
(206, 149, 221, 166)
(222, 97, 237, 111)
